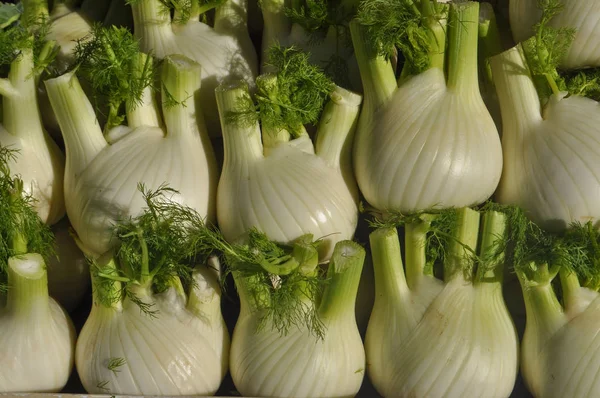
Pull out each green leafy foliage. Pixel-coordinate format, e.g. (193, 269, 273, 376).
(0, 146, 55, 291)
(0, 2, 21, 29)
(227, 45, 334, 138)
(356, 0, 443, 75)
(72, 24, 154, 132)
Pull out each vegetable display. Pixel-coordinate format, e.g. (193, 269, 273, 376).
(4, 0, 600, 397)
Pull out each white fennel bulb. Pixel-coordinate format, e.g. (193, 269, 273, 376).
(45, 54, 218, 257)
(366, 208, 518, 398)
(75, 187, 230, 396)
(0, 162, 75, 392)
(510, 0, 600, 69)
(230, 240, 366, 398)
(260, 0, 361, 91)
(47, 4, 93, 73)
(130, 0, 258, 135)
(47, 217, 90, 312)
(351, 1, 502, 213)
(514, 220, 600, 398)
(77, 264, 229, 395)
(491, 43, 600, 231)
(216, 80, 361, 261)
(0, 41, 65, 225)
(0, 254, 76, 392)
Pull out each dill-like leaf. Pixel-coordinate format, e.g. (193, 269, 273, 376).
(562, 68, 600, 101)
(227, 45, 334, 137)
(0, 145, 55, 274)
(106, 357, 127, 374)
(72, 24, 155, 132)
(521, 0, 575, 99)
(356, 0, 437, 74)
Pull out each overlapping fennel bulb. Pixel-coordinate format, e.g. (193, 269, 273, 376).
(216, 48, 361, 261)
(513, 218, 600, 398)
(510, 0, 600, 68)
(366, 208, 518, 398)
(229, 238, 366, 398)
(352, 1, 502, 213)
(130, 0, 258, 134)
(260, 0, 361, 91)
(0, 148, 75, 392)
(491, 40, 600, 231)
(0, 13, 65, 225)
(76, 188, 229, 395)
(45, 44, 218, 257)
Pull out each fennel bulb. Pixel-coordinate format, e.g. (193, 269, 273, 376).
(0, 20, 66, 225)
(47, 217, 90, 312)
(510, 0, 600, 69)
(0, 147, 76, 392)
(352, 1, 502, 213)
(366, 208, 518, 398)
(229, 239, 366, 398)
(491, 39, 600, 231)
(0, 254, 76, 392)
(260, 0, 361, 91)
(512, 217, 600, 398)
(45, 48, 218, 257)
(216, 79, 361, 261)
(130, 0, 258, 135)
(76, 187, 229, 395)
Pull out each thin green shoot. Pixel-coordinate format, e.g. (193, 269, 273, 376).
(106, 357, 126, 374)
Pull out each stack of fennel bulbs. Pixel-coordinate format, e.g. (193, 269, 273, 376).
(351, 0, 503, 213)
(491, 1, 600, 233)
(76, 185, 229, 395)
(510, 0, 600, 68)
(0, 2, 89, 312)
(0, 146, 75, 393)
(45, 25, 218, 258)
(128, 0, 258, 135)
(259, 0, 362, 91)
(216, 45, 361, 262)
(366, 206, 519, 398)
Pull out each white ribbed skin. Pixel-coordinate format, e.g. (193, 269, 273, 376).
(230, 311, 365, 398)
(217, 136, 358, 261)
(510, 0, 600, 68)
(66, 125, 217, 257)
(366, 277, 518, 398)
(521, 286, 600, 398)
(76, 288, 229, 396)
(492, 46, 600, 231)
(0, 255, 75, 393)
(353, 68, 503, 213)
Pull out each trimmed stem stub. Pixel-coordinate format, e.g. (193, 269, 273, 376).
(44, 72, 107, 177)
(215, 81, 264, 164)
(161, 54, 203, 139)
(319, 240, 365, 321)
(6, 253, 50, 316)
(349, 20, 397, 111)
(444, 207, 481, 282)
(369, 227, 409, 301)
(446, 2, 480, 91)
